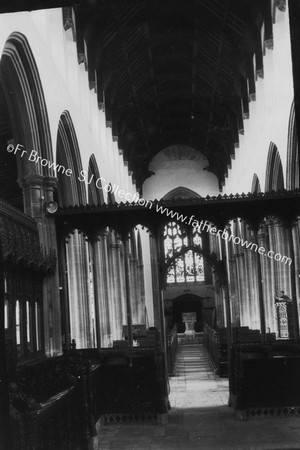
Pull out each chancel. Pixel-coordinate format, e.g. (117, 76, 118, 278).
(0, 0, 300, 449)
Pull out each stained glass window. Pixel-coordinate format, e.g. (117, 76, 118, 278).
(164, 222, 205, 283)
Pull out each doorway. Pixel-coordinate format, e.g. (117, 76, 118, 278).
(167, 294, 203, 333)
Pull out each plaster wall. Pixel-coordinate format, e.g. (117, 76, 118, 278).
(143, 145, 219, 200)
(223, 8, 293, 194)
(0, 8, 137, 204)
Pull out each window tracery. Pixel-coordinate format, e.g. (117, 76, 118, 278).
(164, 222, 205, 283)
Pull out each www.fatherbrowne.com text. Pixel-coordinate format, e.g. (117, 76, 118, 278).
(7, 143, 292, 266)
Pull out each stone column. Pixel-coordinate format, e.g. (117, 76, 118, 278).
(107, 235, 117, 342)
(226, 225, 240, 327)
(265, 218, 287, 333)
(215, 280, 225, 327)
(267, 218, 277, 323)
(137, 258, 146, 324)
(80, 235, 93, 348)
(220, 237, 233, 405)
(130, 254, 139, 324)
(66, 231, 92, 348)
(254, 227, 266, 342)
(293, 221, 300, 330)
(274, 220, 290, 295)
(92, 230, 112, 348)
(123, 235, 133, 350)
(20, 174, 61, 356)
(117, 241, 127, 329)
(287, 221, 300, 342)
(213, 234, 226, 328)
(245, 226, 260, 330)
(150, 234, 163, 334)
(108, 234, 123, 340)
(90, 235, 102, 350)
(238, 221, 252, 327)
(235, 251, 249, 327)
(57, 229, 71, 352)
(118, 241, 127, 330)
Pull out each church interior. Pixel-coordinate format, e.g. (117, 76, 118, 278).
(0, 0, 300, 449)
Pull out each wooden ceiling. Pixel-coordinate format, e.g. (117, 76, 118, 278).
(0, 0, 287, 189)
(72, 0, 285, 189)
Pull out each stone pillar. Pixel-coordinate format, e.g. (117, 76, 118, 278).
(245, 226, 260, 330)
(117, 241, 127, 329)
(238, 221, 252, 328)
(254, 227, 266, 342)
(65, 231, 92, 348)
(137, 258, 146, 324)
(220, 237, 233, 405)
(256, 224, 270, 332)
(150, 234, 163, 334)
(124, 235, 133, 350)
(214, 275, 225, 328)
(274, 220, 290, 295)
(108, 234, 123, 341)
(235, 252, 249, 327)
(213, 235, 226, 328)
(57, 229, 71, 352)
(265, 218, 290, 333)
(226, 226, 240, 327)
(267, 218, 277, 326)
(106, 235, 117, 343)
(287, 222, 300, 342)
(260, 222, 274, 333)
(293, 221, 300, 331)
(130, 254, 139, 324)
(92, 230, 112, 348)
(20, 174, 61, 356)
(90, 235, 102, 350)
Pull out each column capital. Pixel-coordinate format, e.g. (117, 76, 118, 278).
(91, 229, 110, 243)
(19, 174, 58, 189)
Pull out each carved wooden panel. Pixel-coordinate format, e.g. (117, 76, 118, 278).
(0, 201, 55, 273)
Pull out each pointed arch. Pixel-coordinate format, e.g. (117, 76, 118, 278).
(265, 142, 284, 192)
(163, 186, 201, 200)
(56, 111, 87, 207)
(88, 154, 104, 205)
(251, 173, 261, 193)
(0, 32, 53, 176)
(286, 101, 299, 190)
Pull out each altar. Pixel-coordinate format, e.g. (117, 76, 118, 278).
(182, 312, 197, 341)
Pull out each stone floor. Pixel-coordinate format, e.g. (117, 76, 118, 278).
(92, 343, 300, 450)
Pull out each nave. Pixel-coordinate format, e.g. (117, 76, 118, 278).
(1, 1, 300, 448)
(94, 343, 300, 450)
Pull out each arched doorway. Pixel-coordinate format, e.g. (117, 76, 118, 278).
(168, 293, 205, 333)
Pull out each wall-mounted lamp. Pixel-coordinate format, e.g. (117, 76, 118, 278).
(45, 201, 58, 214)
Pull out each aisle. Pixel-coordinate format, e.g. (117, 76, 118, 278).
(169, 343, 228, 408)
(93, 343, 300, 450)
